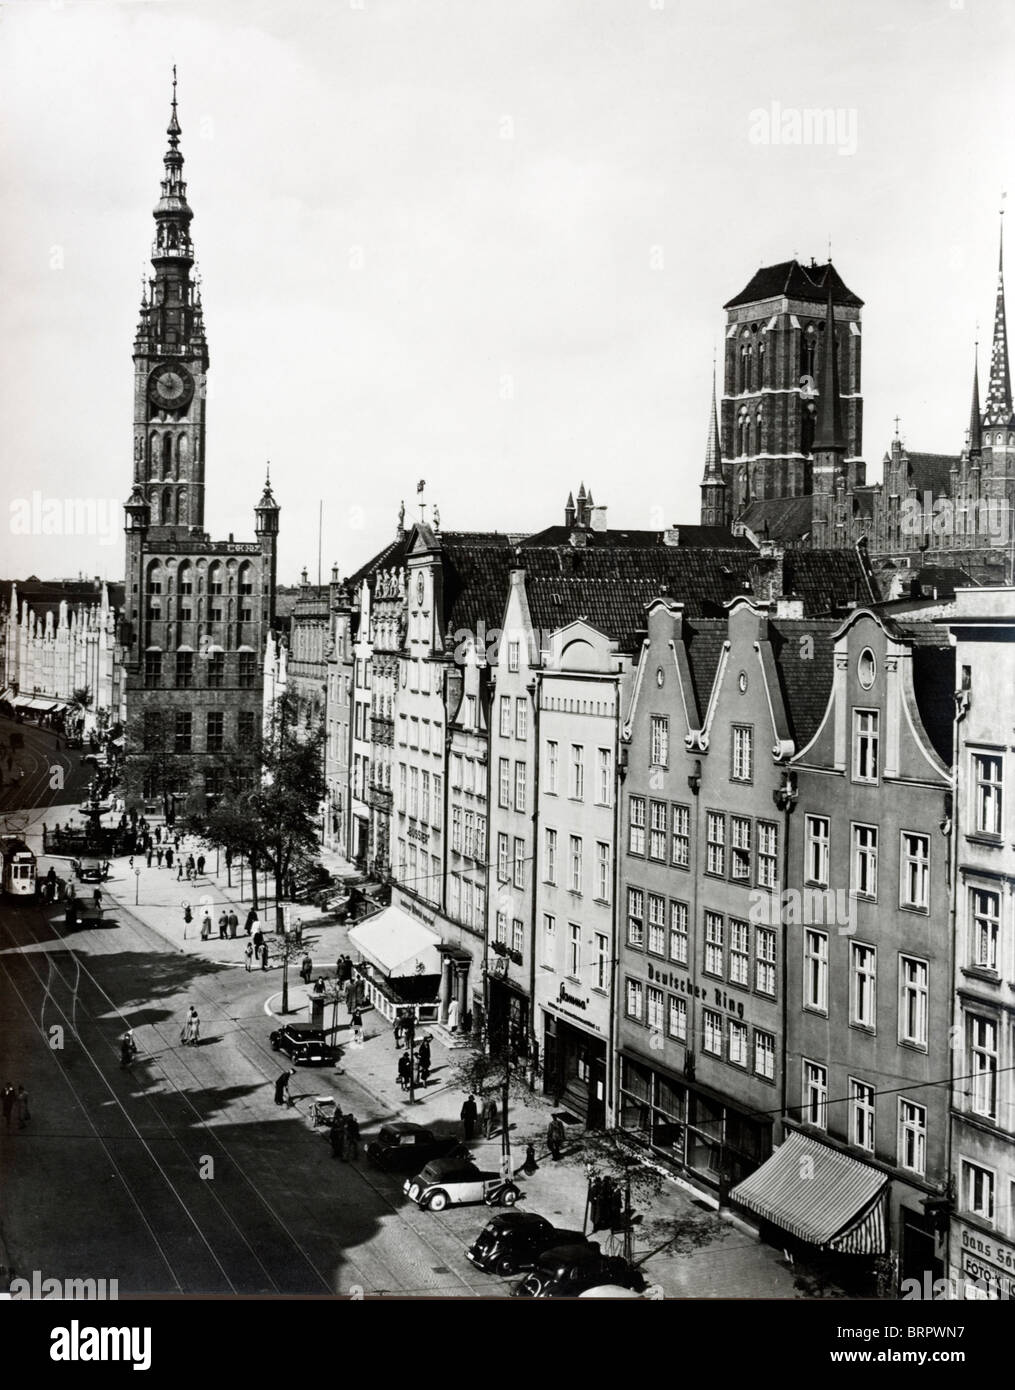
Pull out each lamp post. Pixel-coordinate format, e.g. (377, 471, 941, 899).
(406, 1011, 417, 1105)
(134, 867, 141, 905)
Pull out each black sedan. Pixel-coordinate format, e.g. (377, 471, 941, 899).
(366, 1122, 467, 1173)
(268, 1022, 338, 1065)
(512, 1243, 644, 1298)
(467, 1212, 590, 1277)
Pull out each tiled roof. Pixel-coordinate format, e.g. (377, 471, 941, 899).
(441, 537, 518, 637)
(912, 566, 978, 598)
(521, 524, 754, 550)
(910, 644, 955, 765)
(344, 532, 414, 591)
(724, 260, 863, 311)
(682, 619, 729, 721)
(767, 618, 838, 748)
(905, 452, 959, 497)
(781, 549, 879, 611)
(740, 496, 814, 542)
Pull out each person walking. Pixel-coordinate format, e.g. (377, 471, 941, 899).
(351, 1009, 363, 1046)
(397, 1051, 412, 1092)
(252, 927, 264, 955)
(120, 1030, 137, 1070)
(274, 1068, 295, 1107)
(1, 1083, 15, 1132)
(460, 1093, 478, 1142)
(155, 825, 162, 845)
(197, 854, 206, 876)
(182, 1006, 200, 1046)
(201, 911, 212, 941)
(146, 846, 153, 868)
(165, 846, 174, 870)
(482, 1095, 498, 1139)
(245, 907, 258, 936)
(228, 908, 238, 939)
(300, 953, 313, 986)
(343, 1113, 360, 1161)
(260, 942, 269, 971)
(16, 1085, 30, 1130)
(218, 910, 228, 940)
(547, 1115, 566, 1161)
(92, 887, 102, 912)
(156, 846, 164, 869)
(183, 904, 193, 934)
(244, 941, 253, 971)
(187, 854, 196, 879)
(328, 1110, 345, 1159)
(416, 1035, 431, 1088)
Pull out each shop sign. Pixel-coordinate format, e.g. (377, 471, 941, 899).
(959, 1228, 1015, 1299)
(545, 982, 602, 1032)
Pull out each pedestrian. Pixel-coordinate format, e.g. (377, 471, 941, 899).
(187, 854, 196, 878)
(397, 1051, 412, 1091)
(245, 907, 257, 936)
(15, 1084, 29, 1129)
(260, 942, 269, 970)
(416, 1036, 431, 1087)
(274, 1068, 295, 1106)
(154, 825, 162, 845)
(547, 1115, 565, 1161)
(252, 927, 264, 953)
(482, 1095, 498, 1139)
(244, 941, 253, 971)
(228, 909, 238, 939)
(183, 904, 193, 932)
(329, 1111, 344, 1158)
(120, 1030, 137, 1070)
(341, 955, 353, 983)
(165, 846, 173, 869)
(300, 953, 313, 985)
(92, 887, 102, 912)
(1, 1084, 15, 1132)
(201, 911, 212, 941)
(156, 847, 164, 868)
(460, 1093, 478, 1142)
(343, 1113, 360, 1161)
(188, 1007, 200, 1046)
(146, 847, 153, 868)
(197, 854, 206, 876)
(218, 910, 228, 939)
(344, 978, 357, 1013)
(177, 861, 183, 881)
(351, 1009, 363, 1046)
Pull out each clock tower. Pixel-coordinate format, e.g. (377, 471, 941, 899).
(132, 67, 208, 533)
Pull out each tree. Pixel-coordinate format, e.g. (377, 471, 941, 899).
(71, 685, 93, 711)
(123, 708, 177, 821)
(450, 1041, 540, 1174)
(558, 1127, 663, 1266)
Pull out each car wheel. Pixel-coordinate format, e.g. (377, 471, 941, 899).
(270, 1038, 280, 1050)
(501, 1188, 519, 1207)
(426, 1190, 449, 1212)
(497, 1256, 516, 1277)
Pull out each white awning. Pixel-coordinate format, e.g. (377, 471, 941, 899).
(348, 905, 441, 978)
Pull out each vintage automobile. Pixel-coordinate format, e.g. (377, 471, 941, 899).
(268, 1022, 339, 1065)
(73, 858, 111, 883)
(511, 1243, 644, 1299)
(404, 1156, 521, 1212)
(366, 1122, 467, 1173)
(466, 1212, 589, 1277)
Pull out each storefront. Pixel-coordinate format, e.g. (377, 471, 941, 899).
(617, 1052, 771, 1190)
(950, 1222, 1015, 1300)
(541, 989, 607, 1128)
(486, 967, 531, 1057)
(347, 901, 441, 1024)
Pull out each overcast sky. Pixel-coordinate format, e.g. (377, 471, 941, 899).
(2, 0, 1014, 584)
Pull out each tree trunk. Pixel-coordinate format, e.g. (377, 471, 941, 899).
(249, 853, 259, 911)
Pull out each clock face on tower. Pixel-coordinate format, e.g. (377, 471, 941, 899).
(148, 363, 195, 413)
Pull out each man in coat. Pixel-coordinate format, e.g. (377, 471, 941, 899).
(547, 1115, 566, 1161)
(460, 1093, 478, 1141)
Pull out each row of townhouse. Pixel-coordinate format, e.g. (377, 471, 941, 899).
(321, 492, 1013, 1294)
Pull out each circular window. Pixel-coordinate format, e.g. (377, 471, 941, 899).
(858, 648, 876, 689)
(738, 671, 748, 694)
(656, 667, 664, 687)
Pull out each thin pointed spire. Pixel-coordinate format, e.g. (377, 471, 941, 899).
(968, 344, 983, 456)
(167, 65, 181, 145)
(813, 286, 845, 452)
(702, 361, 723, 479)
(983, 212, 1013, 427)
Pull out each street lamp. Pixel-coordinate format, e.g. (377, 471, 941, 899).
(134, 867, 141, 905)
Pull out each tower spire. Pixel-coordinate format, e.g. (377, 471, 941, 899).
(983, 213, 1013, 427)
(813, 286, 845, 452)
(699, 361, 727, 527)
(968, 344, 983, 456)
(703, 360, 723, 479)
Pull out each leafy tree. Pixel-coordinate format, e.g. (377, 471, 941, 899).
(71, 685, 93, 710)
(123, 709, 177, 821)
(557, 1127, 663, 1264)
(450, 1041, 540, 1172)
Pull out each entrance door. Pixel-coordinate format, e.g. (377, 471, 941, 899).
(900, 1209, 943, 1288)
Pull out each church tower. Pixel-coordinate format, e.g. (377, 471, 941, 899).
(132, 68, 209, 534)
(810, 288, 846, 546)
(699, 364, 726, 527)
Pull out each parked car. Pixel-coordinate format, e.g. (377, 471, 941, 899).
(268, 1022, 338, 1065)
(511, 1244, 644, 1298)
(466, 1212, 590, 1277)
(578, 1285, 650, 1298)
(367, 1122, 467, 1173)
(404, 1157, 521, 1212)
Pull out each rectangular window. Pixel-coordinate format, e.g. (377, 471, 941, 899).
(850, 943, 877, 1030)
(238, 652, 256, 687)
(731, 816, 752, 881)
(498, 758, 510, 809)
(499, 695, 511, 738)
(238, 710, 255, 747)
(668, 995, 687, 1042)
(544, 828, 557, 885)
(512, 918, 524, 957)
(422, 772, 432, 830)
(546, 740, 558, 794)
(596, 748, 612, 806)
(513, 837, 525, 890)
(568, 923, 581, 977)
(206, 710, 224, 753)
(497, 833, 509, 882)
(852, 824, 878, 900)
(900, 832, 930, 910)
(507, 640, 520, 673)
(649, 800, 667, 861)
(451, 752, 462, 787)
(514, 761, 526, 813)
(898, 1100, 926, 1175)
(706, 811, 725, 876)
(398, 763, 407, 815)
(804, 929, 828, 1013)
(704, 911, 724, 977)
(899, 955, 928, 1048)
(803, 1060, 828, 1129)
(596, 842, 611, 903)
(495, 911, 507, 945)
(409, 717, 419, 749)
(805, 815, 830, 886)
(515, 698, 528, 740)
(143, 711, 162, 752)
(671, 803, 690, 867)
(433, 776, 443, 831)
(729, 919, 749, 987)
(542, 914, 555, 967)
(449, 872, 461, 919)
(969, 1015, 998, 1119)
(626, 979, 644, 1021)
(971, 888, 1001, 971)
(175, 650, 194, 688)
(474, 812, 484, 858)
(728, 1020, 748, 1067)
(703, 1009, 723, 1056)
(647, 894, 666, 956)
(669, 901, 689, 964)
(731, 725, 753, 782)
(144, 650, 162, 688)
(754, 1030, 775, 1081)
(755, 927, 776, 997)
(849, 1079, 876, 1153)
(757, 821, 778, 889)
(409, 768, 419, 820)
(650, 715, 669, 767)
(962, 1161, 995, 1224)
(627, 888, 645, 948)
(451, 806, 463, 854)
(629, 797, 646, 855)
(398, 714, 408, 747)
(853, 708, 880, 783)
(594, 933, 608, 990)
(207, 651, 224, 688)
(570, 744, 584, 800)
(973, 753, 1003, 835)
(569, 836, 583, 893)
(174, 710, 192, 754)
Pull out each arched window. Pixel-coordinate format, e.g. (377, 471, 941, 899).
(162, 487, 172, 523)
(801, 328, 816, 380)
(148, 432, 158, 478)
(738, 407, 750, 457)
(162, 434, 173, 478)
(177, 434, 188, 476)
(176, 489, 186, 525)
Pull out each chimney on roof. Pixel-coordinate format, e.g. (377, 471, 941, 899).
(663, 525, 680, 547)
(564, 491, 575, 528)
(589, 505, 607, 534)
(751, 541, 785, 605)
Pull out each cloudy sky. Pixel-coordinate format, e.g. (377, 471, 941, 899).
(2, 0, 1013, 584)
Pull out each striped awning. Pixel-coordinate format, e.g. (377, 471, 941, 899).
(731, 1130, 887, 1251)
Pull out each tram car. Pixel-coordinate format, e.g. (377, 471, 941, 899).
(1, 835, 37, 896)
